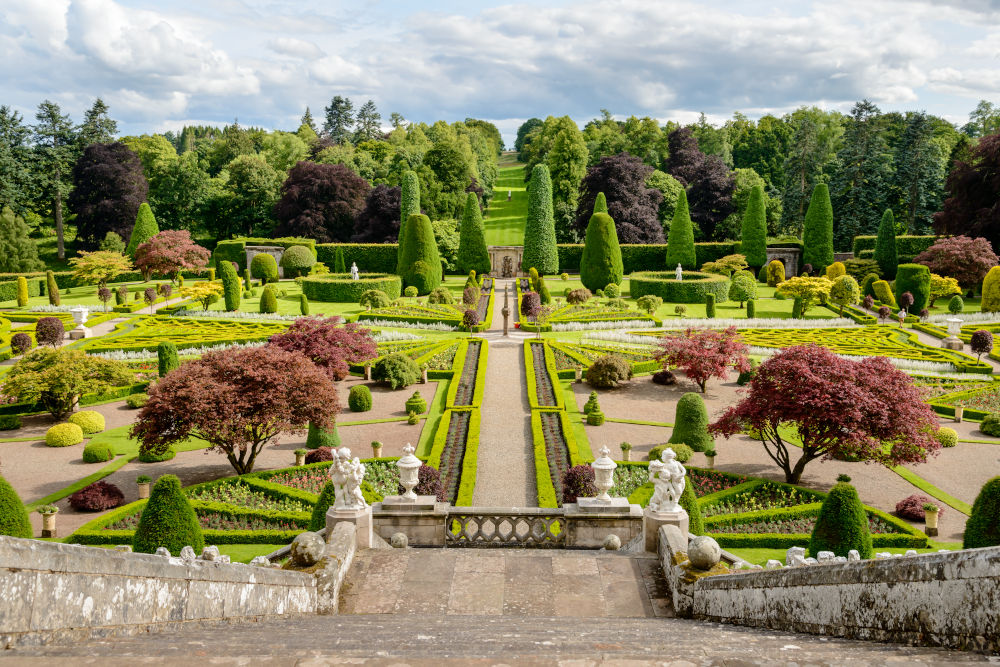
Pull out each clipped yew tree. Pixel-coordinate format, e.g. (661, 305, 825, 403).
(522, 163, 558, 275)
(125, 202, 159, 258)
(894, 263, 930, 313)
(579, 211, 623, 292)
(808, 475, 873, 559)
(218, 260, 241, 311)
(802, 183, 834, 275)
(157, 342, 179, 377)
(310, 481, 337, 531)
(457, 192, 490, 275)
(132, 474, 203, 556)
(665, 189, 696, 270)
(964, 476, 1000, 548)
(679, 478, 704, 535)
(398, 213, 441, 295)
(668, 392, 714, 452)
(740, 185, 768, 270)
(982, 266, 1000, 313)
(0, 475, 31, 538)
(593, 192, 608, 214)
(396, 170, 421, 274)
(874, 208, 898, 278)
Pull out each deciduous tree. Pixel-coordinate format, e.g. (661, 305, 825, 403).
(352, 184, 401, 242)
(776, 275, 833, 317)
(267, 316, 377, 381)
(0, 206, 43, 273)
(69, 142, 148, 249)
(913, 235, 998, 290)
(69, 251, 133, 288)
(654, 327, 750, 392)
(574, 153, 663, 243)
(134, 230, 210, 282)
(933, 133, 1000, 251)
(275, 161, 369, 242)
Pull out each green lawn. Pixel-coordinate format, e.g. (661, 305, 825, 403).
(484, 153, 528, 246)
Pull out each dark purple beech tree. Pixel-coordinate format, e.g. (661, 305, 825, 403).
(68, 142, 148, 249)
(573, 153, 664, 243)
(274, 161, 370, 243)
(934, 133, 1000, 252)
(665, 128, 736, 241)
(352, 184, 402, 242)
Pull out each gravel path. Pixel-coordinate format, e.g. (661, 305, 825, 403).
(472, 278, 536, 507)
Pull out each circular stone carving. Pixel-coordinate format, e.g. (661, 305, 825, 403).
(289, 532, 326, 566)
(603, 534, 622, 551)
(390, 532, 409, 549)
(688, 535, 722, 570)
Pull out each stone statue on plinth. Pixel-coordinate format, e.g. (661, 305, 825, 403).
(675, 263, 683, 281)
(331, 447, 367, 510)
(648, 448, 686, 513)
(350, 262, 360, 280)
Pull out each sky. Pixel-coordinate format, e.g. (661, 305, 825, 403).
(2, 0, 999, 145)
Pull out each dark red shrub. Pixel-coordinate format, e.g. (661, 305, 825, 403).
(652, 370, 676, 385)
(862, 294, 874, 310)
(561, 464, 596, 504)
(521, 291, 541, 318)
(398, 464, 446, 502)
(10, 332, 32, 355)
(899, 291, 914, 311)
(35, 317, 65, 347)
(305, 447, 333, 464)
(462, 309, 479, 329)
(971, 329, 994, 362)
(68, 481, 125, 511)
(895, 494, 944, 521)
(877, 305, 891, 321)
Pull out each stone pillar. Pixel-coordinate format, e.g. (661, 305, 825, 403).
(326, 506, 373, 549)
(372, 499, 449, 546)
(421, 368, 428, 384)
(364, 364, 372, 381)
(644, 507, 689, 554)
(563, 501, 642, 548)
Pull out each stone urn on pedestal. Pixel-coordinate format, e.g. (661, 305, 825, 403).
(924, 503, 940, 537)
(397, 443, 421, 500)
(136, 475, 151, 499)
(942, 318, 964, 351)
(68, 306, 92, 340)
(294, 449, 307, 467)
(38, 505, 58, 538)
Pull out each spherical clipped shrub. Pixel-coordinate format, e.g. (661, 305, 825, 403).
(126, 393, 149, 409)
(562, 465, 597, 504)
(405, 391, 427, 414)
(133, 474, 204, 556)
(35, 316, 65, 347)
(808, 478, 873, 559)
(566, 288, 592, 305)
(82, 440, 115, 463)
(306, 421, 340, 449)
(359, 289, 391, 309)
(637, 294, 663, 315)
(404, 285, 418, 298)
(729, 273, 757, 306)
(279, 245, 316, 278)
(250, 253, 279, 283)
(305, 446, 334, 464)
(971, 329, 994, 361)
(46, 423, 84, 447)
(652, 370, 676, 385)
(407, 411, 419, 425)
(462, 309, 479, 330)
(668, 392, 714, 452)
(0, 415, 22, 431)
(520, 291, 541, 317)
(586, 354, 632, 388)
(561, 272, 569, 281)
(373, 353, 420, 389)
(981, 413, 1000, 437)
(399, 465, 446, 502)
(825, 261, 846, 281)
(586, 410, 605, 426)
(948, 295, 964, 314)
(68, 481, 124, 511)
(936, 426, 958, 448)
(427, 287, 454, 305)
(69, 410, 105, 434)
(157, 341, 179, 377)
(348, 385, 373, 412)
(766, 260, 786, 287)
(894, 263, 931, 313)
(604, 283, 620, 299)
(309, 481, 337, 531)
(647, 443, 693, 464)
(138, 447, 176, 463)
(0, 475, 31, 538)
(259, 286, 278, 314)
(964, 476, 1000, 548)
(10, 332, 32, 355)
(895, 494, 945, 521)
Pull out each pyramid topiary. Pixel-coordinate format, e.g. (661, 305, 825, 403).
(299, 293, 310, 315)
(259, 286, 278, 313)
(522, 164, 558, 275)
(309, 481, 337, 531)
(396, 170, 421, 274)
(333, 246, 347, 274)
(126, 203, 159, 258)
(46, 270, 60, 306)
(593, 192, 608, 214)
(808, 475, 873, 558)
(348, 385, 372, 412)
(740, 185, 768, 269)
(580, 212, 623, 292)
(802, 183, 834, 274)
(874, 208, 898, 279)
(158, 341, 179, 377)
(583, 391, 600, 415)
(963, 476, 1000, 548)
(306, 421, 340, 449)
(668, 393, 714, 452)
(399, 213, 442, 295)
(132, 474, 204, 555)
(0, 474, 31, 538)
(405, 391, 427, 414)
(457, 192, 491, 275)
(665, 189, 696, 270)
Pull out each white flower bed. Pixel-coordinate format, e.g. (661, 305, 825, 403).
(30, 305, 84, 313)
(89, 341, 266, 361)
(371, 330, 422, 342)
(550, 319, 656, 332)
(657, 316, 858, 330)
(361, 318, 456, 332)
(583, 331, 660, 346)
(173, 309, 299, 321)
(927, 312, 1000, 325)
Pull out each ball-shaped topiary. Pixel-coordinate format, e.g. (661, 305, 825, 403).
(668, 392, 714, 452)
(69, 410, 105, 434)
(981, 413, 1000, 437)
(808, 478, 873, 559)
(404, 285, 418, 297)
(68, 481, 124, 511)
(82, 440, 115, 463)
(0, 475, 31, 538)
(35, 316, 65, 347)
(306, 421, 340, 449)
(766, 260, 785, 287)
(250, 253, 279, 283)
(126, 393, 148, 409)
(427, 287, 454, 305)
(279, 245, 316, 278)
(348, 385, 373, 412)
(586, 354, 632, 388)
(46, 423, 84, 447)
(894, 263, 931, 313)
(937, 427, 958, 448)
(138, 447, 176, 462)
(405, 391, 427, 414)
(133, 474, 204, 556)
(604, 283, 620, 299)
(309, 481, 337, 531)
(729, 273, 757, 306)
(948, 295, 964, 314)
(359, 289, 391, 309)
(10, 332, 31, 355)
(566, 288, 592, 305)
(964, 476, 1000, 548)
(647, 443, 694, 464)
(462, 309, 479, 330)
(373, 353, 420, 389)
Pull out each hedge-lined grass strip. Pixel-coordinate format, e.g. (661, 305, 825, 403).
(889, 465, 973, 515)
(416, 379, 450, 459)
(531, 411, 559, 508)
(25, 454, 134, 511)
(603, 417, 674, 428)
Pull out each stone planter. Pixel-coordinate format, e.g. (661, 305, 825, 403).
(137, 482, 151, 500)
(295, 452, 306, 467)
(954, 406, 964, 423)
(705, 455, 716, 469)
(40, 512, 57, 538)
(421, 368, 428, 384)
(925, 509, 939, 537)
(620, 449, 631, 462)
(372, 445, 383, 458)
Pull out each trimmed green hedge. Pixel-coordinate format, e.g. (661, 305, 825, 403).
(556, 243, 739, 274)
(852, 235, 936, 263)
(213, 238, 316, 271)
(524, 341, 565, 410)
(301, 273, 402, 302)
(629, 271, 731, 303)
(0, 277, 43, 303)
(316, 243, 400, 274)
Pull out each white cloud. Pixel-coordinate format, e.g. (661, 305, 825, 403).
(267, 37, 324, 60)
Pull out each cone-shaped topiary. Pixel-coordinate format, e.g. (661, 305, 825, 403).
(982, 266, 1000, 313)
(309, 481, 337, 531)
(405, 391, 427, 414)
(126, 203, 159, 258)
(580, 212, 623, 292)
(259, 286, 278, 313)
(705, 293, 716, 318)
(679, 476, 704, 535)
(0, 474, 31, 538)
(306, 421, 340, 449)
(808, 476, 873, 558)
(396, 170, 421, 274)
(522, 164, 559, 275)
(874, 208, 898, 279)
(894, 263, 930, 313)
(219, 260, 241, 312)
(964, 476, 1000, 548)
(46, 270, 60, 306)
(399, 213, 442, 294)
(457, 192, 491, 275)
(537, 275, 551, 304)
(665, 189, 696, 270)
(584, 391, 600, 415)
(158, 341, 179, 377)
(802, 183, 834, 274)
(949, 294, 964, 314)
(668, 392, 714, 452)
(251, 253, 279, 282)
(333, 246, 346, 274)
(740, 185, 768, 269)
(593, 192, 608, 214)
(133, 474, 203, 555)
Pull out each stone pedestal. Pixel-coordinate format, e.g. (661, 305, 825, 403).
(68, 327, 92, 340)
(326, 506, 373, 549)
(941, 337, 963, 351)
(644, 507, 689, 554)
(372, 499, 449, 546)
(563, 501, 642, 548)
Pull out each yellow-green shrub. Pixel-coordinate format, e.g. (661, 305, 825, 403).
(766, 260, 785, 287)
(69, 410, 105, 434)
(825, 261, 846, 281)
(872, 280, 897, 308)
(46, 423, 84, 447)
(981, 266, 1000, 313)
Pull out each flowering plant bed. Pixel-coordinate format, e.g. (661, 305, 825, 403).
(83, 315, 290, 353)
(267, 459, 400, 498)
(446, 339, 487, 407)
(187, 481, 311, 513)
(525, 341, 562, 408)
(699, 481, 823, 517)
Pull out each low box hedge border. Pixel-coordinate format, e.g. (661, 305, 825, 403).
(301, 273, 402, 303)
(524, 341, 565, 410)
(629, 271, 731, 304)
(425, 407, 480, 507)
(444, 338, 488, 408)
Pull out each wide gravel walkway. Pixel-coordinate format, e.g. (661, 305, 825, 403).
(472, 279, 536, 507)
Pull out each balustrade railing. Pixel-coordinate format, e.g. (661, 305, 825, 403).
(446, 507, 566, 548)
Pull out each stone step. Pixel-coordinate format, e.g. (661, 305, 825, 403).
(6, 613, 980, 663)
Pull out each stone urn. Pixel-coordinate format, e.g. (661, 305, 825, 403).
(38, 506, 58, 538)
(590, 446, 617, 502)
(136, 476, 151, 500)
(294, 449, 307, 467)
(954, 406, 964, 423)
(924, 504, 940, 537)
(371, 441, 383, 458)
(619, 442, 632, 462)
(396, 443, 421, 500)
(705, 450, 717, 469)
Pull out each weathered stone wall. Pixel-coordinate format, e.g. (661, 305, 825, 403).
(0, 537, 317, 648)
(692, 546, 1000, 653)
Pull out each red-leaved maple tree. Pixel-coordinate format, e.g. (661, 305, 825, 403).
(267, 316, 377, 381)
(912, 235, 999, 290)
(134, 230, 211, 282)
(130, 346, 339, 474)
(654, 327, 750, 392)
(709, 344, 939, 484)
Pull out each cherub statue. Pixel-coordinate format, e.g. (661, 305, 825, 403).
(647, 447, 686, 513)
(338, 447, 368, 510)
